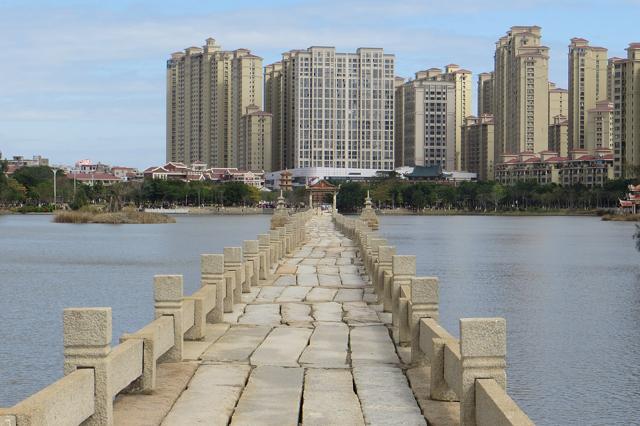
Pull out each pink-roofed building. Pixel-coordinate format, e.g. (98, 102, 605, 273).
(496, 148, 614, 187)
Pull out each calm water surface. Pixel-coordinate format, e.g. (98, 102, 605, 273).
(379, 215, 640, 426)
(0, 214, 639, 425)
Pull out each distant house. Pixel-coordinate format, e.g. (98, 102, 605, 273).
(143, 162, 264, 187)
(66, 172, 121, 186)
(405, 165, 443, 181)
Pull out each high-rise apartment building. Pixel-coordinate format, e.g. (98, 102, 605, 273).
(398, 74, 455, 170)
(494, 26, 550, 155)
(548, 115, 569, 157)
(166, 38, 263, 168)
(586, 100, 613, 151)
(421, 65, 472, 170)
(239, 105, 273, 172)
(548, 82, 568, 122)
(394, 76, 406, 168)
(611, 44, 640, 177)
(568, 38, 608, 151)
(461, 114, 496, 180)
(265, 46, 396, 171)
(264, 62, 283, 171)
(478, 72, 494, 115)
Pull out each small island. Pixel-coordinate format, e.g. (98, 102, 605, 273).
(54, 208, 175, 224)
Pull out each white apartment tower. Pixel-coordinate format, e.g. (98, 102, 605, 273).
(265, 46, 396, 171)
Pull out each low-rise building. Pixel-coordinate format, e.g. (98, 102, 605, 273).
(66, 172, 121, 186)
(496, 149, 614, 187)
(4, 155, 49, 174)
(143, 162, 264, 187)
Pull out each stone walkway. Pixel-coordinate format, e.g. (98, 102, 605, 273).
(162, 214, 427, 426)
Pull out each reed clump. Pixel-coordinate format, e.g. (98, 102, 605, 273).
(54, 208, 175, 224)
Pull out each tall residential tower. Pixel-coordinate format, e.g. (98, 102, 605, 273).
(494, 26, 550, 155)
(166, 38, 263, 168)
(265, 46, 396, 171)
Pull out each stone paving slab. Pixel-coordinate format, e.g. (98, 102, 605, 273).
(299, 323, 349, 368)
(318, 273, 341, 286)
(297, 273, 319, 286)
(302, 369, 365, 426)
(277, 264, 298, 274)
(201, 325, 272, 362)
(296, 265, 316, 274)
(350, 325, 400, 365)
(238, 304, 281, 325)
(250, 327, 312, 367)
(230, 366, 304, 426)
(353, 365, 426, 426)
(223, 303, 246, 323)
(281, 303, 314, 324)
(305, 287, 337, 302)
(334, 288, 364, 302)
(340, 274, 366, 287)
(114, 362, 198, 426)
(317, 265, 339, 275)
(406, 366, 460, 426)
(276, 286, 311, 302)
(161, 365, 251, 426)
(273, 275, 296, 286)
(241, 287, 260, 304)
(255, 286, 285, 303)
(311, 302, 343, 322)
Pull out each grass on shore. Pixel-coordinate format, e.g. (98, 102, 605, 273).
(601, 214, 640, 222)
(54, 209, 175, 224)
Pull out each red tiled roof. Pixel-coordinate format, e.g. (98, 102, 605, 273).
(68, 173, 120, 181)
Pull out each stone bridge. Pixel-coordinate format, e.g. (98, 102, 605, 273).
(0, 207, 534, 426)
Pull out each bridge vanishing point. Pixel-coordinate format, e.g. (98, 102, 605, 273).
(0, 202, 534, 426)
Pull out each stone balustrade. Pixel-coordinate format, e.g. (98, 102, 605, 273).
(332, 212, 533, 426)
(0, 209, 314, 426)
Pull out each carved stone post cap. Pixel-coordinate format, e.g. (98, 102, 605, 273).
(154, 275, 183, 302)
(243, 240, 259, 254)
(223, 247, 242, 262)
(411, 277, 439, 303)
(63, 307, 112, 347)
(201, 254, 224, 274)
(392, 255, 416, 275)
(460, 317, 506, 358)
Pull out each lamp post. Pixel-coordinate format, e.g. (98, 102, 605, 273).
(52, 168, 59, 206)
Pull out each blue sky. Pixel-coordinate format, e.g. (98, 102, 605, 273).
(1, 0, 638, 168)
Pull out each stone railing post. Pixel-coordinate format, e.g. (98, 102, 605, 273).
(391, 255, 416, 343)
(201, 254, 225, 322)
(368, 238, 386, 275)
(224, 247, 245, 300)
(243, 240, 260, 288)
(63, 307, 112, 426)
(459, 318, 507, 426)
(154, 275, 184, 362)
(377, 246, 396, 306)
(269, 229, 282, 263)
(258, 234, 272, 279)
(409, 277, 439, 364)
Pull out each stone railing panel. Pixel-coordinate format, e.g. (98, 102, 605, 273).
(108, 340, 143, 398)
(0, 369, 95, 426)
(475, 379, 534, 426)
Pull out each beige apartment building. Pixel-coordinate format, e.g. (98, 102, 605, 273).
(548, 115, 569, 157)
(264, 62, 283, 171)
(420, 65, 472, 170)
(586, 100, 613, 151)
(461, 114, 496, 180)
(166, 38, 263, 168)
(394, 76, 406, 168)
(494, 26, 550, 155)
(398, 74, 455, 170)
(611, 43, 640, 177)
(548, 82, 568, 122)
(265, 46, 396, 171)
(239, 105, 273, 172)
(477, 72, 494, 115)
(568, 38, 608, 151)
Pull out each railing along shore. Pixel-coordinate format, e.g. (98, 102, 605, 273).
(333, 211, 534, 426)
(0, 210, 313, 426)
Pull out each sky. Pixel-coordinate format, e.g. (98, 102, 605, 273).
(0, 0, 639, 169)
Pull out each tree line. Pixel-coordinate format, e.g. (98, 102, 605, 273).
(334, 177, 636, 213)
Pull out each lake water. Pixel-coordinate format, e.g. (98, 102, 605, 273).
(1, 214, 639, 425)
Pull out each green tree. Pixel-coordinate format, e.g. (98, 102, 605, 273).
(336, 182, 365, 213)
